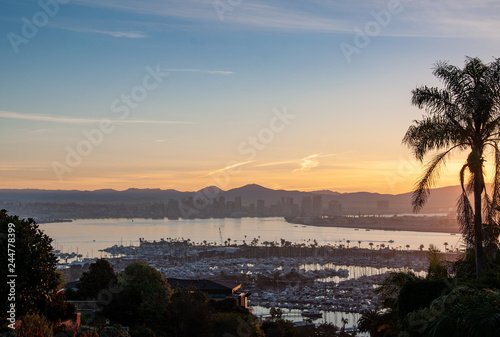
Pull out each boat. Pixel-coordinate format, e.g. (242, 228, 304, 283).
(388, 240, 394, 243)
(301, 309, 322, 318)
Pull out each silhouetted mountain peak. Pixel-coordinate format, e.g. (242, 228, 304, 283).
(197, 186, 224, 195)
(232, 184, 273, 192)
(311, 190, 341, 196)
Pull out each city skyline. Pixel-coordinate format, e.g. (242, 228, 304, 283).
(1, 0, 500, 193)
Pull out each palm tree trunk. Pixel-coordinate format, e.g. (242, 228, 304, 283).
(474, 168, 484, 278)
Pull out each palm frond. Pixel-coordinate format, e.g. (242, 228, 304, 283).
(491, 143, 500, 211)
(484, 192, 493, 224)
(485, 58, 500, 107)
(411, 150, 454, 213)
(457, 191, 475, 246)
(411, 86, 451, 113)
(433, 60, 469, 105)
(402, 113, 467, 162)
(459, 161, 469, 193)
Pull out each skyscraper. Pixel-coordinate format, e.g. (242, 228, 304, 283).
(312, 195, 322, 215)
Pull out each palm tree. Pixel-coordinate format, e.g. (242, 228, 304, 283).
(403, 57, 500, 278)
(369, 242, 374, 250)
(358, 308, 392, 337)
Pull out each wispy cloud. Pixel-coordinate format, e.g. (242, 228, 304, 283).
(293, 154, 320, 172)
(74, 0, 349, 33)
(0, 164, 48, 172)
(256, 154, 335, 172)
(57, 24, 147, 38)
(72, 0, 500, 38)
(162, 68, 234, 75)
(209, 160, 255, 175)
(26, 128, 54, 135)
(0, 111, 191, 125)
(255, 160, 299, 168)
(91, 30, 147, 38)
(117, 120, 190, 125)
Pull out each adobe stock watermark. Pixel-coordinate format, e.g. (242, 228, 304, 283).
(340, 0, 410, 64)
(384, 155, 420, 194)
(213, 0, 244, 21)
(8, 0, 70, 54)
(6, 223, 16, 330)
(51, 65, 169, 181)
(177, 107, 295, 218)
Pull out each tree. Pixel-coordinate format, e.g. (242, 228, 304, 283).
(15, 313, 52, 337)
(402, 287, 500, 337)
(403, 57, 500, 278)
(376, 271, 419, 314)
(76, 258, 116, 300)
(0, 210, 63, 326)
(357, 271, 421, 336)
(358, 308, 392, 337)
(427, 244, 447, 280)
(162, 288, 212, 337)
(102, 262, 172, 331)
(212, 312, 264, 337)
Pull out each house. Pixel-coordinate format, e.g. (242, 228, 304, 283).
(167, 278, 252, 309)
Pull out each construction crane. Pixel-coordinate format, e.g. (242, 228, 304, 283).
(219, 227, 223, 246)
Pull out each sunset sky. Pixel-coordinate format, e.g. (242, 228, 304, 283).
(1, 0, 499, 193)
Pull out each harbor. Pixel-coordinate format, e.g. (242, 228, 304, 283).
(46, 217, 461, 330)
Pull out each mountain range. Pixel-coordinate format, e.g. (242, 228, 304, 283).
(0, 184, 467, 214)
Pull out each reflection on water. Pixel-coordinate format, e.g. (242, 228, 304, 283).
(41, 217, 463, 258)
(252, 306, 363, 331)
(300, 263, 427, 282)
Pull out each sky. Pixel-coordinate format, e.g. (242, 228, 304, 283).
(0, 0, 499, 194)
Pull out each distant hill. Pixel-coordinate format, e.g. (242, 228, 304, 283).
(0, 188, 192, 203)
(0, 184, 466, 214)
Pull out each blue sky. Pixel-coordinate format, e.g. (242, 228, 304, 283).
(1, 0, 499, 193)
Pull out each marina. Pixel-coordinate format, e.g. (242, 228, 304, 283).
(44, 217, 461, 330)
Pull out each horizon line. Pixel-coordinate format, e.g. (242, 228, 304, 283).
(0, 183, 467, 195)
